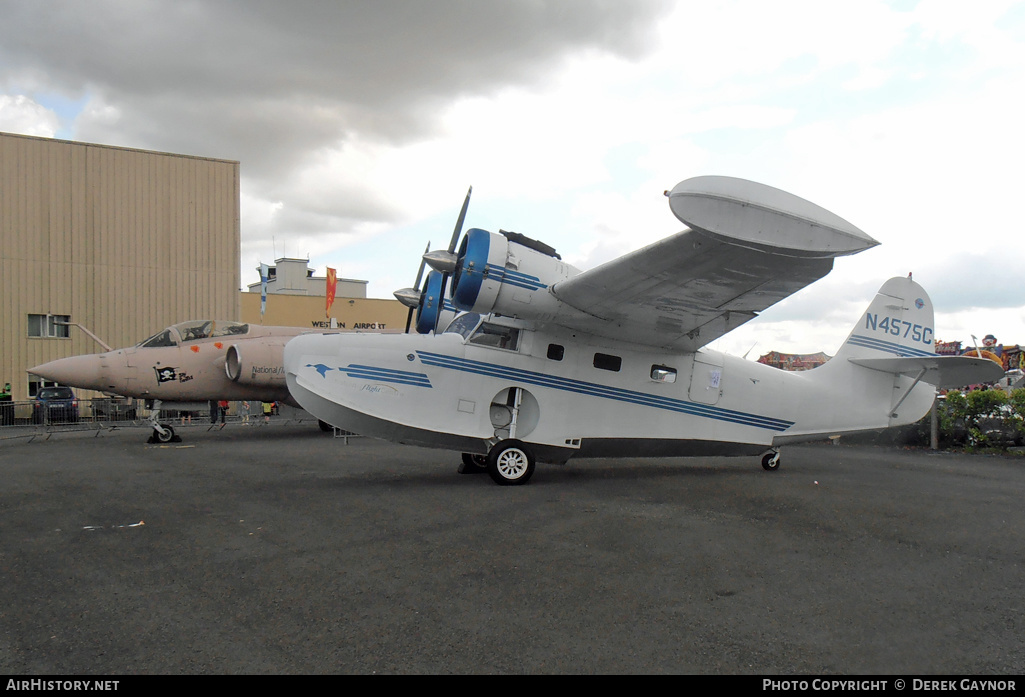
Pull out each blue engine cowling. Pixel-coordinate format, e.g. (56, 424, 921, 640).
(449, 228, 570, 319)
(414, 270, 447, 334)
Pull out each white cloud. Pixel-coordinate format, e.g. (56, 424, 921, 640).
(0, 95, 58, 137)
(3, 0, 1025, 352)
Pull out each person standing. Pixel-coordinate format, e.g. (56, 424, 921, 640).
(263, 401, 272, 424)
(0, 382, 12, 426)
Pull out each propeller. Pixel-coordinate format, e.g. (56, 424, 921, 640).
(394, 186, 472, 334)
(423, 186, 472, 277)
(393, 187, 473, 334)
(394, 242, 431, 333)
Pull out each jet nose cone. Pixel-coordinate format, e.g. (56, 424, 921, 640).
(29, 354, 106, 391)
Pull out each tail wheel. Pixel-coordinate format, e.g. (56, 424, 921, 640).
(487, 439, 535, 485)
(761, 451, 780, 471)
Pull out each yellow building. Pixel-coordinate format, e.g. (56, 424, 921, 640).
(240, 258, 407, 331)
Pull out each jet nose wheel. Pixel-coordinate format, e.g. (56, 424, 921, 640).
(149, 424, 179, 444)
(487, 439, 535, 485)
(761, 451, 781, 471)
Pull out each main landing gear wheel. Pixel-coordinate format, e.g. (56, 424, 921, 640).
(761, 451, 781, 471)
(487, 439, 535, 486)
(459, 453, 488, 474)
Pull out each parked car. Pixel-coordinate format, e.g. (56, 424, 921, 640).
(32, 386, 79, 424)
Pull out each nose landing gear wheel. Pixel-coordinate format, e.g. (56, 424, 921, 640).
(761, 451, 781, 471)
(148, 424, 179, 444)
(487, 439, 535, 485)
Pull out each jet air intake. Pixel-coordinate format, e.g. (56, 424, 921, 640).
(225, 340, 289, 386)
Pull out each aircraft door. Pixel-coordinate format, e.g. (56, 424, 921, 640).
(689, 353, 723, 405)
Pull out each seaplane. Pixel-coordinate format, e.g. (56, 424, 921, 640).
(283, 176, 1003, 485)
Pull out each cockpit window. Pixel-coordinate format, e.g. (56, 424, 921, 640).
(176, 320, 213, 342)
(176, 320, 250, 342)
(468, 322, 520, 351)
(210, 321, 249, 338)
(140, 329, 177, 348)
(138, 321, 249, 348)
(444, 313, 482, 340)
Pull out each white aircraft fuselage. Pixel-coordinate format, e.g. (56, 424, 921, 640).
(284, 276, 970, 467)
(284, 176, 1003, 484)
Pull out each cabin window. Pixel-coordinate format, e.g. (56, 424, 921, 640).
(593, 352, 622, 372)
(650, 364, 677, 383)
(547, 344, 564, 361)
(468, 322, 520, 351)
(444, 312, 482, 340)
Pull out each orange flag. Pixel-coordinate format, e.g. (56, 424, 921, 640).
(326, 267, 337, 318)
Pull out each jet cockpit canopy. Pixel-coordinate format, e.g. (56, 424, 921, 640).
(138, 320, 250, 348)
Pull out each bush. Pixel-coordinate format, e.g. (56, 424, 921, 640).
(932, 388, 1025, 450)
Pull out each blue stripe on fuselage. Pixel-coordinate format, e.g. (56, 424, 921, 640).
(415, 350, 792, 432)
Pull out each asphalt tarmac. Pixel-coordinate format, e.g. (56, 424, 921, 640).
(1, 423, 1023, 675)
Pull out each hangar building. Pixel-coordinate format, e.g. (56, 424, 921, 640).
(0, 131, 240, 400)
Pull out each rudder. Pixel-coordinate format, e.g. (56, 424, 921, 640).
(792, 276, 938, 438)
(832, 275, 936, 362)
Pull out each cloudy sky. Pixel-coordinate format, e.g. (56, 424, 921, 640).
(2, 0, 1024, 357)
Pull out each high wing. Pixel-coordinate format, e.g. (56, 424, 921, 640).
(549, 176, 879, 351)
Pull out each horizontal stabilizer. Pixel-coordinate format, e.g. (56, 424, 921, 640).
(849, 356, 1005, 389)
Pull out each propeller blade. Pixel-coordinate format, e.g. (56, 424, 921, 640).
(401, 242, 431, 334)
(448, 186, 472, 253)
(412, 242, 430, 288)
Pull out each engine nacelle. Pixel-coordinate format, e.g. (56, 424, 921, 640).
(413, 270, 458, 334)
(449, 228, 573, 321)
(225, 338, 290, 386)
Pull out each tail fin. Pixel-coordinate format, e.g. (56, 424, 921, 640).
(828, 275, 1002, 390)
(832, 275, 936, 362)
(795, 276, 1003, 439)
(791, 276, 939, 438)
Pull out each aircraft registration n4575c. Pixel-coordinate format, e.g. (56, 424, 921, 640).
(283, 176, 1003, 485)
